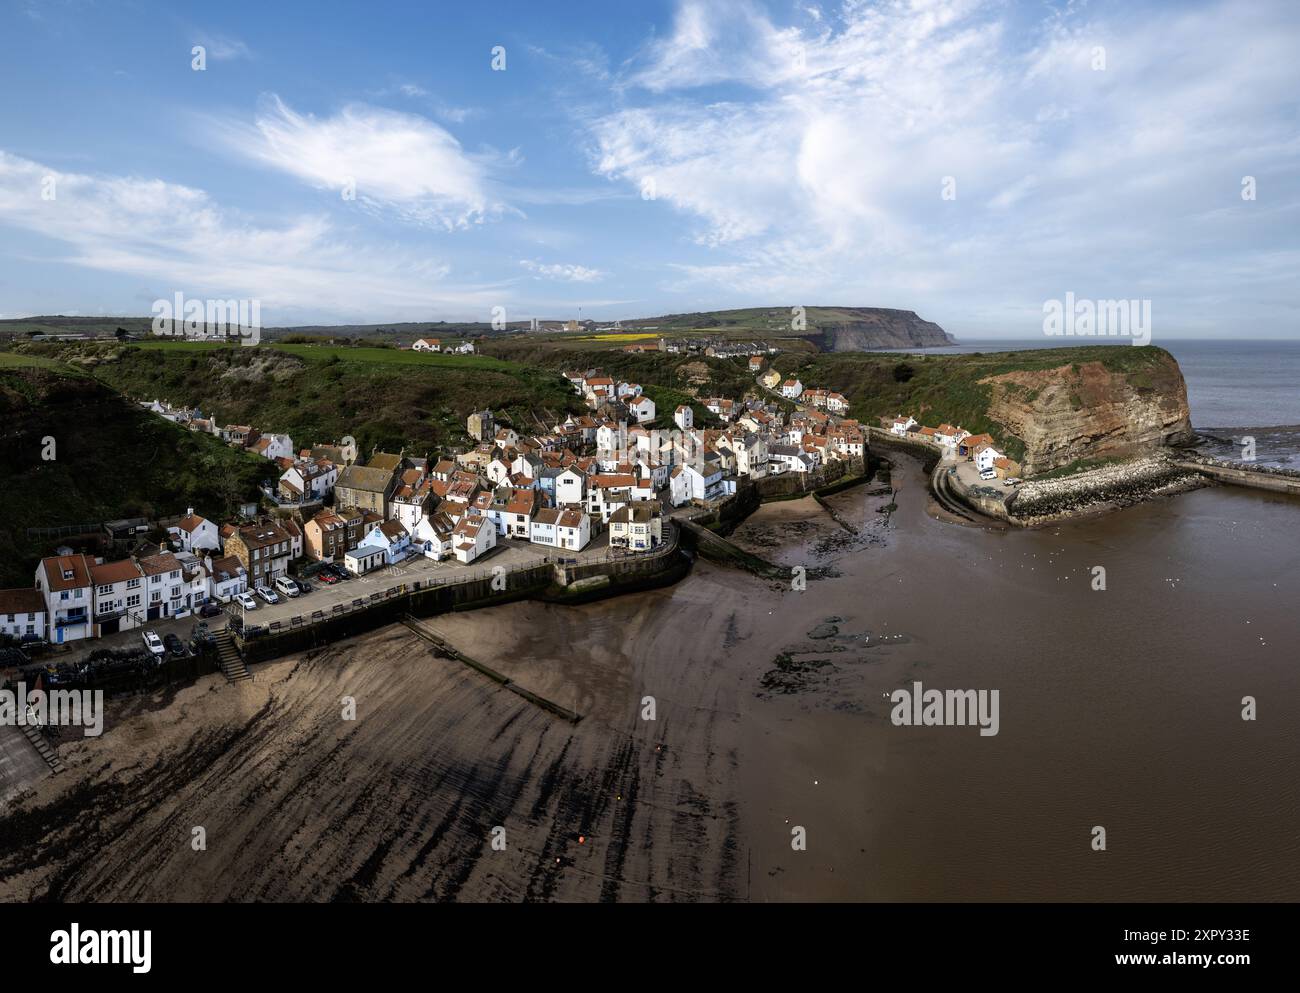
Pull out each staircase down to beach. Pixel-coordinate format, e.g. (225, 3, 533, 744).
(214, 630, 251, 682)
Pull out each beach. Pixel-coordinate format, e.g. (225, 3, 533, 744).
(2, 453, 1297, 901)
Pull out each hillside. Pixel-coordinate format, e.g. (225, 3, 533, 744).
(620, 306, 954, 350)
(0, 363, 267, 587)
(2, 305, 954, 351)
(17, 339, 585, 456)
(782, 345, 1194, 471)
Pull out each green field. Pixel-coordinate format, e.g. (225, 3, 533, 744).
(33, 339, 586, 455)
(0, 351, 83, 373)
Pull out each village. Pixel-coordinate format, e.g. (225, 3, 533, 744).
(0, 349, 1015, 658)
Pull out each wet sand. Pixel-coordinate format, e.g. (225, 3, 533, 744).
(2, 455, 1297, 901)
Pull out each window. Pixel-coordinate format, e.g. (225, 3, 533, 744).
(127, 594, 141, 608)
(170, 570, 179, 579)
(60, 591, 69, 601)
(25, 624, 34, 635)
(127, 578, 141, 590)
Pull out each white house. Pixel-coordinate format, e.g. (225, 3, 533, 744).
(673, 405, 693, 431)
(972, 444, 1005, 473)
(344, 541, 387, 576)
(359, 519, 412, 565)
(249, 433, 294, 462)
(669, 461, 725, 505)
(137, 552, 193, 620)
(485, 457, 514, 486)
(769, 443, 817, 474)
(781, 379, 804, 399)
(413, 514, 454, 561)
(935, 424, 969, 449)
(628, 395, 656, 423)
(278, 460, 338, 503)
(529, 508, 591, 551)
(586, 473, 637, 523)
(890, 415, 918, 436)
(412, 338, 442, 352)
(34, 553, 94, 644)
(0, 588, 47, 643)
(609, 504, 664, 550)
(451, 515, 497, 564)
(169, 508, 221, 553)
(90, 558, 145, 635)
(554, 467, 586, 506)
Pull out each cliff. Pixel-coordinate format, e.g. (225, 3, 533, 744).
(790, 345, 1195, 473)
(980, 352, 1195, 474)
(617, 306, 954, 351)
(811, 308, 955, 352)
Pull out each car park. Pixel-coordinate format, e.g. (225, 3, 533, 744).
(256, 586, 280, 604)
(142, 630, 165, 657)
(235, 592, 258, 610)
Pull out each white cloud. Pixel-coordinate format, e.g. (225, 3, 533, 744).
(212, 96, 503, 230)
(520, 259, 605, 282)
(195, 31, 251, 61)
(589, 0, 1300, 334)
(0, 150, 507, 322)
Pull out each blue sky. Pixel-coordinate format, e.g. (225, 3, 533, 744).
(1, 0, 1297, 338)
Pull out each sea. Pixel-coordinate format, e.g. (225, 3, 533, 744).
(878, 338, 1300, 469)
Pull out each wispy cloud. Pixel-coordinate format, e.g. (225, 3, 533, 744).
(210, 96, 505, 230)
(520, 259, 605, 282)
(0, 150, 508, 322)
(194, 30, 251, 61)
(589, 0, 1300, 333)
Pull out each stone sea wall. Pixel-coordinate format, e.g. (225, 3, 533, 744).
(1007, 455, 1205, 525)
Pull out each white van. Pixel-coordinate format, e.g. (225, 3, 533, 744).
(274, 575, 300, 598)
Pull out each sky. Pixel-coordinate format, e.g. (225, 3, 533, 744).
(0, 0, 1297, 338)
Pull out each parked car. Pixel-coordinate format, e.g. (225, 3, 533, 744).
(256, 586, 280, 604)
(163, 632, 185, 656)
(235, 592, 258, 611)
(198, 601, 224, 618)
(274, 576, 300, 598)
(141, 631, 165, 657)
(295, 579, 313, 595)
(329, 563, 352, 580)
(317, 570, 339, 585)
(979, 468, 997, 481)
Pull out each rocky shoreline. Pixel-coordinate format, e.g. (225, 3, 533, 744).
(1006, 454, 1207, 526)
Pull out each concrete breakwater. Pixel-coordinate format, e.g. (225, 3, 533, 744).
(1178, 456, 1300, 496)
(1006, 455, 1205, 525)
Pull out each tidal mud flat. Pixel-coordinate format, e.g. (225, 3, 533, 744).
(1, 454, 1296, 901)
